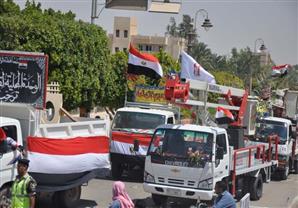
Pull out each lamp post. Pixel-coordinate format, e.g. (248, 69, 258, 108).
(249, 38, 267, 94)
(187, 9, 213, 53)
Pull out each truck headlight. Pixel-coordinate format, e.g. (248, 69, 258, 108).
(144, 171, 155, 183)
(198, 178, 213, 190)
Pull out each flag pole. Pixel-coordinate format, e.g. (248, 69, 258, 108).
(125, 70, 128, 107)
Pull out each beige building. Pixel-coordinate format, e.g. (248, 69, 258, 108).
(258, 51, 272, 66)
(109, 16, 186, 60)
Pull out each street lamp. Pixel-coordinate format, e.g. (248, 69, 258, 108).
(194, 9, 213, 32)
(254, 38, 266, 53)
(249, 38, 267, 94)
(187, 9, 213, 53)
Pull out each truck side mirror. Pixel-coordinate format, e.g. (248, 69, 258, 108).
(133, 139, 139, 152)
(0, 140, 8, 154)
(216, 147, 224, 160)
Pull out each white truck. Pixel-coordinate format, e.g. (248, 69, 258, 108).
(247, 90, 298, 180)
(143, 76, 278, 205)
(144, 124, 278, 205)
(110, 102, 178, 179)
(249, 116, 298, 180)
(0, 51, 110, 207)
(0, 103, 110, 207)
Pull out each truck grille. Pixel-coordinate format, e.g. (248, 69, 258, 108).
(158, 177, 165, 183)
(157, 177, 197, 187)
(168, 178, 184, 185)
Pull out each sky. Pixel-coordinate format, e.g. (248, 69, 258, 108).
(15, 0, 298, 65)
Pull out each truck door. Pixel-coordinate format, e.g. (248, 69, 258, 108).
(0, 125, 18, 183)
(214, 133, 229, 181)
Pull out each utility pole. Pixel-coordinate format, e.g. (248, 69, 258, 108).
(91, 0, 97, 24)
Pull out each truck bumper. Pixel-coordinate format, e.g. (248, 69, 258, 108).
(143, 182, 214, 201)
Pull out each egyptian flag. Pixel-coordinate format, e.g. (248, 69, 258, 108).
(271, 64, 290, 77)
(215, 107, 234, 124)
(128, 44, 163, 79)
(27, 135, 110, 191)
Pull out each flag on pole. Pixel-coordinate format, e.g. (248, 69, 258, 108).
(180, 51, 216, 84)
(128, 44, 163, 79)
(215, 107, 234, 124)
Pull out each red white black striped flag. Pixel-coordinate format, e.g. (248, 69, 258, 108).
(271, 64, 290, 77)
(215, 107, 235, 124)
(127, 44, 163, 79)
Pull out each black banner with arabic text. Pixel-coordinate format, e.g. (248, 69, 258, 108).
(0, 52, 48, 109)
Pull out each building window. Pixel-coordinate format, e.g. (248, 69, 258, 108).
(138, 45, 143, 51)
(124, 30, 128, 38)
(115, 47, 119, 52)
(116, 30, 120, 37)
(146, 45, 152, 51)
(123, 48, 127, 52)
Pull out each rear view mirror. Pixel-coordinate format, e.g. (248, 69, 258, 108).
(133, 140, 139, 152)
(0, 140, 8, 154)
(216, 147, 224, 160)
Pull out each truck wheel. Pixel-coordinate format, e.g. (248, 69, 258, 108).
(54, 186, 81, 208)
(111, 160, 123, 179)
(152, 194, 167, 206)
(0, 185, 12, 208)
(280, 163, 289, 180)
(250, 174, 263, 201)
(294, 160, 298, 174)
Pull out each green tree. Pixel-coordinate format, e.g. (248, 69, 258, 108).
(0, 1, 110, 114)
(105, 51, 128, 108)
(0, 0, 20, 16)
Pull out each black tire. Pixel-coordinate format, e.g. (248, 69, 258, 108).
(152, 194, 167, 206)
(250, 174, 263, 201)
(0, 185, 12, 208)
(54, 186, 81, 208)
(280, 162, 289, 180)
(111, 159, 123, 179)
(294, 160, 298, 174)
(242, 177, 250, 197)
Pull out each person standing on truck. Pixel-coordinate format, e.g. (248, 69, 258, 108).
(11, 159, 37, 208)
(213, 181, 236, 208)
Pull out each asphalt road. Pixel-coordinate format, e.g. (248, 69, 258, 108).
(50, 172, 298, 208)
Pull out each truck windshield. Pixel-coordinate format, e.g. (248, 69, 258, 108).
(255, 120, 287, 143)
(148, 129, 213, 168)
(112, 112, 166, 130)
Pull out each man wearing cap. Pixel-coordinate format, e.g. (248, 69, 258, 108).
(11, 159, 37, 208)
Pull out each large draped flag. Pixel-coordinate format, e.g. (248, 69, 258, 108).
(27, 135, 110, 191)
(180, 51, 216, 84)
(128, 44, 163, 79)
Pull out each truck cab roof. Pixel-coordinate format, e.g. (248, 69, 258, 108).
(156, 124, 226, 134)
(116, 107, 175, 117)
(261, 116, 292, 125)
(0, 116, 20, 126)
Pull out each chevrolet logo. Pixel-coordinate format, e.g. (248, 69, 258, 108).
(170, 168, 180, 173)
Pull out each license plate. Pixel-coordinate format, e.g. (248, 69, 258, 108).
(166, 188, 181, 196)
